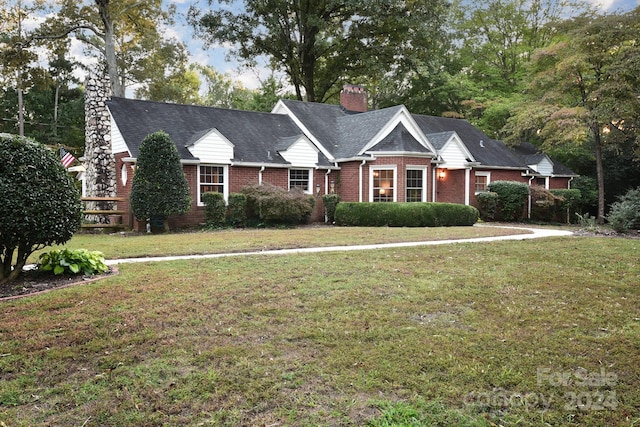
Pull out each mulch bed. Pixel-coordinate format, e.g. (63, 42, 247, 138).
(0, 267, 118, 301)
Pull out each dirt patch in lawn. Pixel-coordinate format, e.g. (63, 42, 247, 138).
(0, 267, 118, 301)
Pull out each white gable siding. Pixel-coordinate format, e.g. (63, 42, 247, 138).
(439, 137, 469, 169)
(279, 139, 318, 167)
(535, 158, 554, 175)
(110, 113, 129, 155)
(187, 130, 234, 164)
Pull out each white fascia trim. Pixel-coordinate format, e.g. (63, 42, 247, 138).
(334, 156, 374, 163)
(181, 159, 202, 165)
(360, 107, 437, 155)
(364, 151, 434, 158)
(231, 161, 292, 168)
(476, 166, 529, 171)
(186, 128, 235, 149)
(122, 158, 202, 166)
(270, 101, 336, 162)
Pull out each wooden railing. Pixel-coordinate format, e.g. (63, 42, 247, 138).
(81, 197, 128, 229)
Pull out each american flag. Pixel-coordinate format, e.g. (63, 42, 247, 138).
(60, 148, 76, 168)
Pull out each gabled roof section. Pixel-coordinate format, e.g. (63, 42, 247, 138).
(367, 123, 431, 154)
(426, 131, 456, 150)
(107, 97, 330, 165)
(412, 114, 524, 168)
(276, 100, 435, 161)
(512, 142, 577, 176)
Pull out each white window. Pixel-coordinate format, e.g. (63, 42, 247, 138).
(289, 168, 312, 192)
(406, 167, 427, 202)
(475, 171, 491, 193)
(371, 166, 397, 202)
(199, 165, 227, 205)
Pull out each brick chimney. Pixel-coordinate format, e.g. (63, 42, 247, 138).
(340, 84, 367, 113)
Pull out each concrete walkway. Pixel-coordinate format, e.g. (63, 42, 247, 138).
(105, 225, 573, 266)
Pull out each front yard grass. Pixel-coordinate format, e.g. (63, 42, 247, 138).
(2, 233, 638, 426)
(32, 224, 530, 261)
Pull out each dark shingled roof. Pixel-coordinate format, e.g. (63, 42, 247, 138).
(412, 115, 524, 168)
(107, 97, 332, 166)
(279, 100, 432, 159)
(369, 123, 430, 153)
(426, 131, 456, 150)
(512, 142, 577, 176)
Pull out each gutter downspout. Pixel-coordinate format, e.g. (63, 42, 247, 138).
(528, 175, 534, 219)
(259, 166, 265, 185)
(359, 160, 366, 202)
(432, 168, 438, 202)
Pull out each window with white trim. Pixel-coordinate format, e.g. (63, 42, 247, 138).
(289, 168, 311, 192)
(199, 165, 226, 204)
(372, 167, 396, 202)
(406, 167, 426, 202)
(475, 171, 491, 193)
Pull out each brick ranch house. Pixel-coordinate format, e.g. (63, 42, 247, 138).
(95, 84, 576, 229)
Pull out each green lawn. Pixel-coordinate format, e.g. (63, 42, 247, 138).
(33, 225, 530, 261)
(2, 230, 639, 426)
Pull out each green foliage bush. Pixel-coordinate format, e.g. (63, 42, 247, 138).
(202, 192, 227, 228)
(476, 191, 499, 221)
(322, 194, 340, 224)
(550, 188, 582, 223)
(334, 202, 478, 227)
(38, 248, 108, 276)
(130, 131, 190, 230)
(530, 186, 564, 222)
(0, 133, 82, 284)
(607, 187, 640, 232)
(226, 193, 247, 228)
(241, 183, 315, 225)
(486, 180, 529, 221)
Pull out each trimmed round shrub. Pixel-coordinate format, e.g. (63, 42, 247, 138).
(202, 192, 227, 228)
(0, 133, 82, 284)
(486, 180, 530, 221)
(530, 186, 564, 222)
(130, 131, 191, 231)
(607, 187, 640, 232)
(334, 202, 478, 227)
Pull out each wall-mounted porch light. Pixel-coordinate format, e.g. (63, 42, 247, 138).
(438, 169, 446, 180)
(330, 180, 335, 194)
(316, 183, 321, 196)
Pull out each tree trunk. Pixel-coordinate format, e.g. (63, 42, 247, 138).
(96, 0, 124, 97)
(593, 124, 606, 224)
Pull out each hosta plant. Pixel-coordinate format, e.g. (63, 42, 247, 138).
(38, 248, 109, 276)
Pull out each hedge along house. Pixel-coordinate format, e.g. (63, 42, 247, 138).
(99, 83, 576, 229)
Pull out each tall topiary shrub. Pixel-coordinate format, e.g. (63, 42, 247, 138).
(487, 180, 530, 222)
(130, 131, 190, 231)
(0, 133, 82, 285)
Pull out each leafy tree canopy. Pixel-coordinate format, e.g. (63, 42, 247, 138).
(188, 0, 449, 103)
